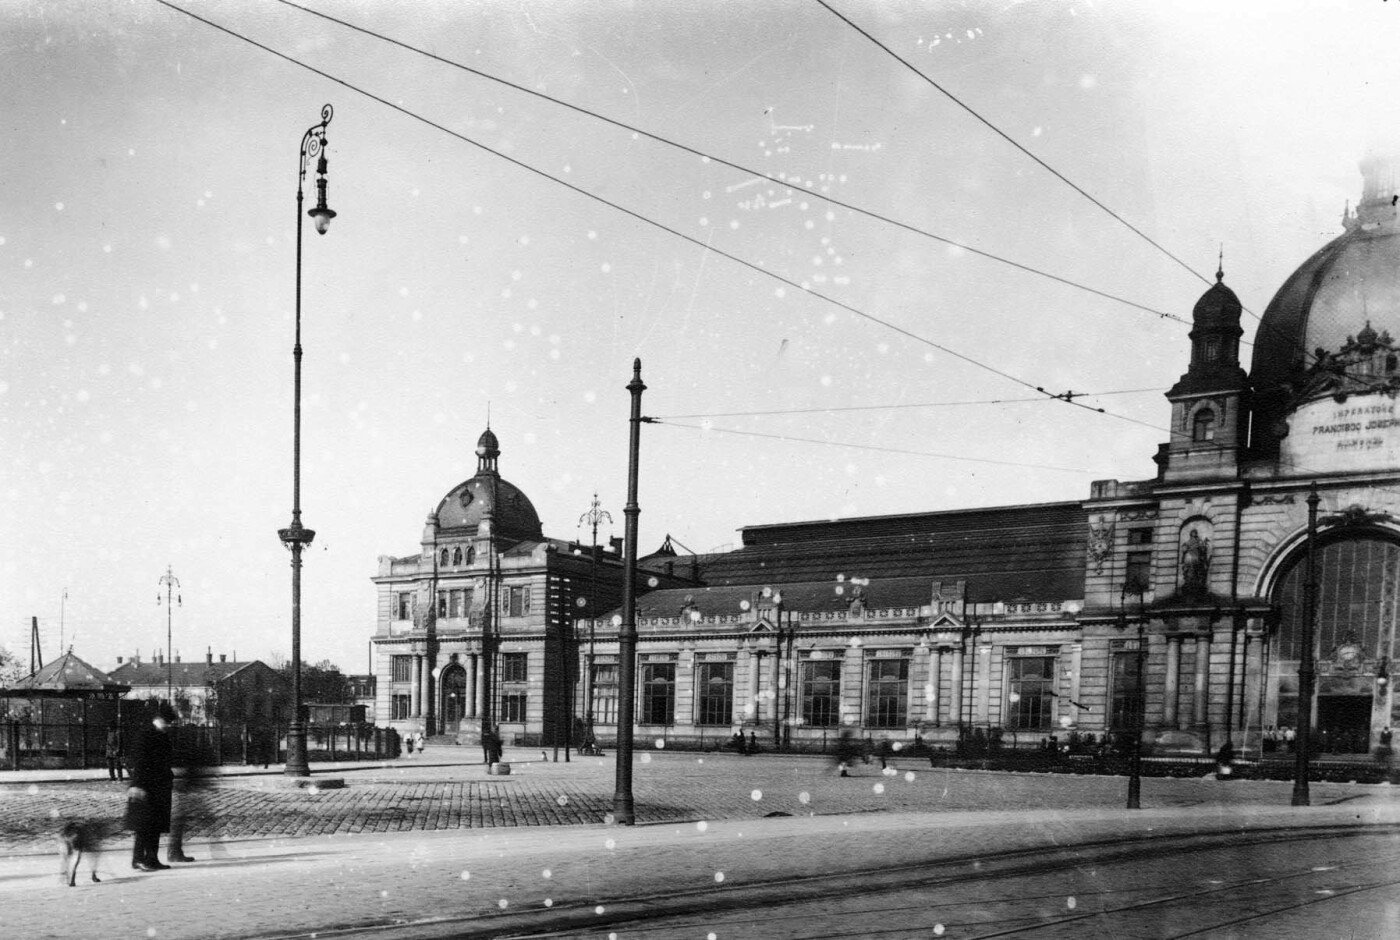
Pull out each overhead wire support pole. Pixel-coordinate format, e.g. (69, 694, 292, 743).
(157, 566, 182, 707)
(1293, 485, 1320, 807)
(612, 359, 646, 826)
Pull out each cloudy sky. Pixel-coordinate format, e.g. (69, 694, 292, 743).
(3, 0, 1397, 675)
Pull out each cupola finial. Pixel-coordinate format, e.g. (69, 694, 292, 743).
(1216, 245, 1224, 282)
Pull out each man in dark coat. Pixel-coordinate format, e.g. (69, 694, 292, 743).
(126, 701, 176, 871)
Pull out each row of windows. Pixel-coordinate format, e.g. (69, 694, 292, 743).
(391, 654, 1148, 732)
(394, 585, 531, 621)
(438, 546, 477, 568)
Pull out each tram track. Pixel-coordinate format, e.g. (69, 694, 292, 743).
(255, 823, 1400, 939)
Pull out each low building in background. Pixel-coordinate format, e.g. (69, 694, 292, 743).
(108, 650, 287, 725)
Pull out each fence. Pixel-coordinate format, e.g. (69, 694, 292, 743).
(0, 720, 401, 771)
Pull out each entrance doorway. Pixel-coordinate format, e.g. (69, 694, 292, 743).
(1316, 695, 1372, 754)
(441, 665, 467, 734)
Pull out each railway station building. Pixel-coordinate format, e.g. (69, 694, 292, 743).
(371, 158, 1400, 757)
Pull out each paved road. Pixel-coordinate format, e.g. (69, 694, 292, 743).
(0, 746, 1396, 939)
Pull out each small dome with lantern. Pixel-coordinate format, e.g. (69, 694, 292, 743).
(433, 428, 543, 541)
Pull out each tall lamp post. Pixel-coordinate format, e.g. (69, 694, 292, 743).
(579, 494, 612, 747)
(1292, 486, 1320, 806)
(612, 359, 646, 826)
(157, 566, 181, 707)
(1117, 586, 1147, 809)
(278, 103, 337, 778)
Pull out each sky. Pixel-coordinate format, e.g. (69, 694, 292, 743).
(3, 0, 1399, 677)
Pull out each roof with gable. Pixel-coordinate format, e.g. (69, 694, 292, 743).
(5, 651, 129, 696)
(107, 659, 270, 690)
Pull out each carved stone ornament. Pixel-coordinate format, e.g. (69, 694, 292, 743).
(1117, 509, 1158, 522)
(1326, 629, 1365, 674)
(1255, 494, 1295, 506)
(1087, 519, 1115, 574)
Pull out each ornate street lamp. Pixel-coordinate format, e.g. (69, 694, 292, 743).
(579, 494, 612, 749)
(157, 566, 181, 708)
(1292, 486, 1320, 806)
(612, 359, 646, 825)
(1116, 586, 1147, 809)
(278, 104, 337, 778)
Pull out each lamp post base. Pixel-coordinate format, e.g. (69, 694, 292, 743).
(285, 721, 311, 777)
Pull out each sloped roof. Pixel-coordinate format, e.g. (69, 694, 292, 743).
(107, 659, 263, 689)
(689, 501, 1086, 603)
(632, 577, 936, 620)
(7, 651, 129, 695)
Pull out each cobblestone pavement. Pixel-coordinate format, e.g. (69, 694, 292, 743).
(0, 747, 1396, 940)
(1, 745, 1395, 851)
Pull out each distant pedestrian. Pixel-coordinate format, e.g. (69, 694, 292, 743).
(415, 731, 426, 756)
(747, 731, 758, 755)
(126, 701, 176, 872)
(1283, 726, 1296, 752)
(730, 731, 746, 755)
(168, 734, 216, 864)
(877, 738, 893, 769)
(834, 729, 858, 777)
(105, 725, 124, 782)
(1376, 726, 1393, 767)
(1215, 740, 1236, 779)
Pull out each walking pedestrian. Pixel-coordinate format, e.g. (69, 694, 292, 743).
(415, 731, 426, 756)
(105, 724, 124, 782)
(834, 729, 858, 777)
(168, 734, 215, 864)
(125, 701, 176, 872)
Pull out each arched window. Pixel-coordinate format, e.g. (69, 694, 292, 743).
(1274, 535, 1400, 662)
(466, 546, 476, 564)
(440, 548, 449, 567)
(452, 547, 463, 566)
(1192, 409, 1216, 442)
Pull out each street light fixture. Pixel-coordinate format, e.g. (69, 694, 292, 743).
(612, 359, 646, 826)
(1116, 586, 1147, 810)
(579, 494, 613, 749)
(278, 103, 337, 778)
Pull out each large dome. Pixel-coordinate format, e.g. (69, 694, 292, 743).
(434, 475, 543, 540)
(1249, 155, 1400, 442)
(432, 429, 544, 541)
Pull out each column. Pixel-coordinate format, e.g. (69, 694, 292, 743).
(420, 658, 432, 724)
(928, 647, 943, 726)
(974, 644, 991, 725)
(1193, 634, 1210, 731)
(465, 654, 477, 719)
(739, 648, 757, 723)
(949, 646, 965, 728)
(473, 653, 485, 719)
(410, 655, 422, 718)
(749, 652, 765, 723)
(1164, 636, 1181, 729)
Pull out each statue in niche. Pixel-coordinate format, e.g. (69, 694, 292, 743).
(1180, 529, 1210, 594)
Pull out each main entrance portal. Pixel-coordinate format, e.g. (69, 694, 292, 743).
(441, 665, 467, 734)
(1317, 695, 1372, 754)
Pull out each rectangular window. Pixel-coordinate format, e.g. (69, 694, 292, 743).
(508, 585, 531, 618)
(1126, 528, 1152, 547)
(390, 656, 412, 683)
(448, 588, 471, 619)
(1110, 648, 1145, 731)
(437, 591, 448, 619)
(500, 692, 527, 723)
(396, 592, 415, 621)
(501, 652, 528, 684)
(695, 662, 734, 726)
(865, 657, 909, 729)
(801, 659, 842, 728)
(390, 694, 410, 720)
(1125, 552, 1152, 595)
(1006, 656, 1056, 730)
(641, 662, 676, 726)
(591, 663, 618, 726)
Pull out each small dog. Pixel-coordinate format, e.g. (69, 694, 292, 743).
(57, 821, 108, 887)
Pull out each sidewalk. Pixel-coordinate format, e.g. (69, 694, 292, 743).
(0, 794, 1396, 940)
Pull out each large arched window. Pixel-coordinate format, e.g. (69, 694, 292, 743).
(1273, 534, 1400, 661)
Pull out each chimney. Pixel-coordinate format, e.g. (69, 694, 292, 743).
(116, 656, 124, 665)
(207, 647, 213, 664)
(220, 654, 227, 663)
(175, 651, 181, 664)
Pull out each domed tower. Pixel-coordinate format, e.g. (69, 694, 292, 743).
(1159, 258, 1250, 482)
(431, 428, 545, 544)
(1250, 153, 1400, 465)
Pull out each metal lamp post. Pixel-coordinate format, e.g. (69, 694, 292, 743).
(1292, 486, 1320, 806)
(278, 103, 337, 778)
(157, 566, 181, 707)
(612, 359, 646, 825)
(1117, 587, 1147, 810)
(579, 494, 612, 748)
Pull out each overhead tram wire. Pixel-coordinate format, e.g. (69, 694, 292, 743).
(270, 0, 1188, 330)
(154, 0, 1162, 432)
(817, 0, 1400, 389)
(653, 386, 1165, 420)
(650, 421, 1088, 474)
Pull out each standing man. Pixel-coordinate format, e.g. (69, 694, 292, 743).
(126, 701, 176, 872)
(104, 724, 124, 782)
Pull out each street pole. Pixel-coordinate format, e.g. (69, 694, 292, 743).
(580, 494, 612, 750)
(157, 567, 181, 707)
(1293, 485, 1320, 806)
(612, 359, 645, 825)
(1127, 610, 1145, 810)
(278, 103, 337, 779)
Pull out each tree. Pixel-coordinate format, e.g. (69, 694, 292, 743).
(0, 645, 24, 686)
(277, 658, 351, 704)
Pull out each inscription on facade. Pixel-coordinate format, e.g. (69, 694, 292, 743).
(1283, 397, 1400, 472)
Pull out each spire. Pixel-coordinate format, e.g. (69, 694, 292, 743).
(1216, 245, 1224, 282)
